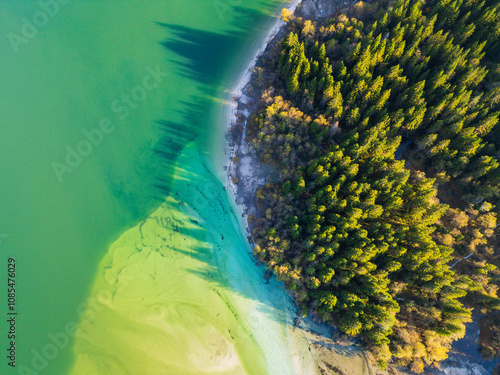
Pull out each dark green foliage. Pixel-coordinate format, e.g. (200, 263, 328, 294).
(250, 96, 465, 369)
(248, 0, 500, 370)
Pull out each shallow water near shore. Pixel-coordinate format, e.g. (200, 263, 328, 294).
(69, 142, 318, 374)
(0, 0, 318, 374)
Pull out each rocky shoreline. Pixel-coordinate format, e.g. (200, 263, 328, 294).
(226, 0, 345, 237)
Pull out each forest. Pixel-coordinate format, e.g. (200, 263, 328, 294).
(245, 0, 500, 371)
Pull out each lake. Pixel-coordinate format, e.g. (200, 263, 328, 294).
(0, 1, 318, 374)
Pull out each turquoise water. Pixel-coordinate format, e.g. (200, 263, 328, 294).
(0, 1, 302, 374)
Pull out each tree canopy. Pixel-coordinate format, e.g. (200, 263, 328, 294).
(246, 0, 500, 370)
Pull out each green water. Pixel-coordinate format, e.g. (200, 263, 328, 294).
(0, 1, 317, 374)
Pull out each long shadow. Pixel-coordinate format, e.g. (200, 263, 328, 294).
(149, 3, 293, 325)
(150, 4, 278, 195)
(157, 4, 277, 87)
(154, 143, 293, 328)
(148, 1, 354, 350)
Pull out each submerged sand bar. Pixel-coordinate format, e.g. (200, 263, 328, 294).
(69, 143, 318, 375)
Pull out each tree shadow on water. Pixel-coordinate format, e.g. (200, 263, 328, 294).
(155, 144, 295, 329)
(150, 4, 278, 196)
(157, 4, 278, 87)
(147, 2, 335, 338)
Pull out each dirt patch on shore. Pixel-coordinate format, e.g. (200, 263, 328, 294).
(297, 315, 402, 375)
(295, 0, 342, 19)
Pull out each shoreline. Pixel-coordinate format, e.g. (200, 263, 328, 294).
(222, 1, 399, 374)
(225, 0, 299, 243)
(224, 0, 301, 229)
(229, 0, 302, 99)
